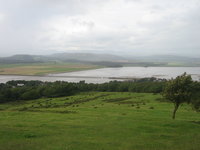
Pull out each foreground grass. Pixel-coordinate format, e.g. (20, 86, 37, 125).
(0, 92, 199, 150)
(0, 62, 100, 75)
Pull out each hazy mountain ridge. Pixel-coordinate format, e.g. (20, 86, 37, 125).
(49, 53, 126, 62)
(0, 53, 199, 66)
(0, 55, 40, 63)
(130, 55, 200, 62)
(0, 53, 127, 64)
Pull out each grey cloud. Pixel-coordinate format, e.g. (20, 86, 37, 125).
(0, 0, 200, 56)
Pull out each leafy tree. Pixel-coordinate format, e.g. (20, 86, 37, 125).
(163, 73, 193, 119)
(191, 81, 200, 112)
(21, 89, 40, 100)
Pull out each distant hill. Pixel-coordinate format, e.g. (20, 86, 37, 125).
(131, 55, 199, 62)
(0, 55, 40, 63)
(0, 53, 126, 64)
(0, 53, 199, 66)
(49, 53, 126, 62)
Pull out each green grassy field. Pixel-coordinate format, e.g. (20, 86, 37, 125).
(0, 92, 199, 150)
(0, 62, 100, 75)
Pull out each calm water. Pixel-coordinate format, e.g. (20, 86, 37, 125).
(0, 67, 200, 83)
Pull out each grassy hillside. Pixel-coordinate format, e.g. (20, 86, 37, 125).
(0, 62, 100, 75)
(0, 92, 199, 150)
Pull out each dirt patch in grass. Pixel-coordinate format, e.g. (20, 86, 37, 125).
(117, 100, 145, 105)
(103, 97, 131, 103)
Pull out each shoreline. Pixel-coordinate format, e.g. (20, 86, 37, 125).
(0, 66, 200, 83)
(0, 74, 141, 80)
(1, 66, 200, 77)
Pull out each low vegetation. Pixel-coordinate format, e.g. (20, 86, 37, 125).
(0, 92, 199, 150)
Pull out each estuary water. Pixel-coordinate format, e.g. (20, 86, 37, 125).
(0, 67, 200, 83)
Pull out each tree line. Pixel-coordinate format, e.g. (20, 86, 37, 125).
(0, 77, 166, 103)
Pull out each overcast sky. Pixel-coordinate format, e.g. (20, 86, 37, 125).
(0, 0, 200, 56)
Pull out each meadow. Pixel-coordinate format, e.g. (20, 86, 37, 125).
(0, 62, 99, 75)
(0, 92, 199, 150)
